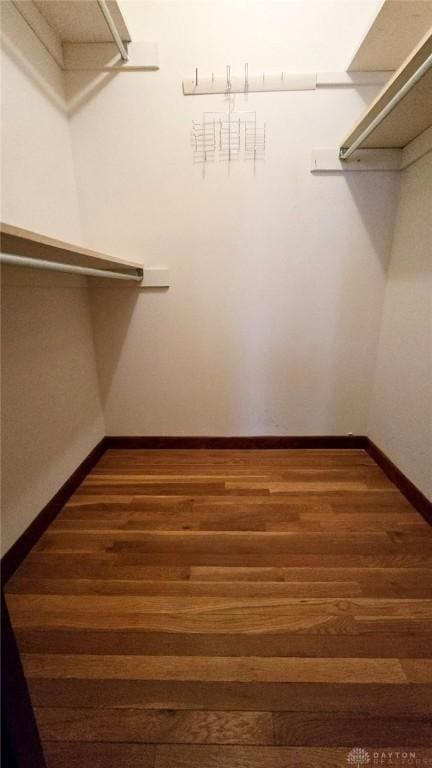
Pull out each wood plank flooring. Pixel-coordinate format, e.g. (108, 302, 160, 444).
(5, 448, 432, 767)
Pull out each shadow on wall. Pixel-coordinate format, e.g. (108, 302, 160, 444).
(1, 268, 105, 554)
(88, 273, 252, 435)
(64, 63, 117, 117)
(323, 170, 400, 431)
(1, 2, 122, 117)
(249, 169, 401, 435)
(311, 171, 401, 269)
(89, 284, 147, 413)
(87, 167, 401, 437)
(1, 4, 66, 113)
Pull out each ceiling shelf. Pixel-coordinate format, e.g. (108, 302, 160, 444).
(18, 0, 130, 45)
(340, 29, 432, 155)
(11, 0, 142, 70)
(348, 0, 432, 72)
(0, 223, 142, 279)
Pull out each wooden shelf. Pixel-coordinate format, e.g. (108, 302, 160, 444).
(0, 223, 142, 277)
(348, 0, 432, 72)
(11, 0, 133, 69)
(341, 30, 432, 151)
(30, 0, 130, 44)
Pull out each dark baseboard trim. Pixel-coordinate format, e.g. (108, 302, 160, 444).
(105, 435, 368, 450)
(1, 437, 107, 587)
(365, 438, 432, 526)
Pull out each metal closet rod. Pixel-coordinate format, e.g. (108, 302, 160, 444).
(340, 52, 432, 160)
(96, 0, 129, 62)
(0, 253, 143, 281)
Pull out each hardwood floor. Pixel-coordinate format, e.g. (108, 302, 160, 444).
(5, 448, 432, 767)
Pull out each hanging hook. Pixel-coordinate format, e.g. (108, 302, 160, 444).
(195, 67, 198, 87)
(227, 65, 231, 90)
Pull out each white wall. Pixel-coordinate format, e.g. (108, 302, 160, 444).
(0, 1, 82, 240)
(1, 267, 105, 555)
(368, 153, 432, 501)
(68, 0, 399, 436)
(1, 0, 429, 550)
(0, 2, 105, 555)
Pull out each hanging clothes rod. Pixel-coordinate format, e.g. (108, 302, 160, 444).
(0, 253, 143, 281)
(96, 0, 129, 62)
(340, 52, 432, 160)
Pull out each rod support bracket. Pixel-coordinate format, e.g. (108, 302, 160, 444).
(96, 0, 129, 62)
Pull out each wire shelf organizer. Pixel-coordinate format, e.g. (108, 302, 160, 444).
(191, 102, 266, 165)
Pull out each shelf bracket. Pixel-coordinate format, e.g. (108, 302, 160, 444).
(96, 0, 129, 62)
(311, 148, 402, 172)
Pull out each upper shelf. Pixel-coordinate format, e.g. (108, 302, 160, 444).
(348, 0, 432, 72)
(341, 29, 432, 152)
(32, 0, 130, 44)
(11, 0, 141, 70)
(0, 223, 142, 277)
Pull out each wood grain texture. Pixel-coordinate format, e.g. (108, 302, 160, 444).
(35, 708, 274, 745)
(27, 679, 432, 712)
(13, 628, 432, 658)
(21, 653, 408, 683)
(43, 743, 432, 768)
(152, 745, 432, 768)
(43, 742, 156, 768)
(5, 448, 432, 766)
(35, 707, 432, 747)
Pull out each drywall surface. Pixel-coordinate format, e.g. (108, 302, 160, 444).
(368, 153, 432, 501)
(68, 0, 400, 436)
(1, 267, 105, 556)
(69, 0, 400, 437)
(0, 1, 81, 241)
(0, 4, 105, 554)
